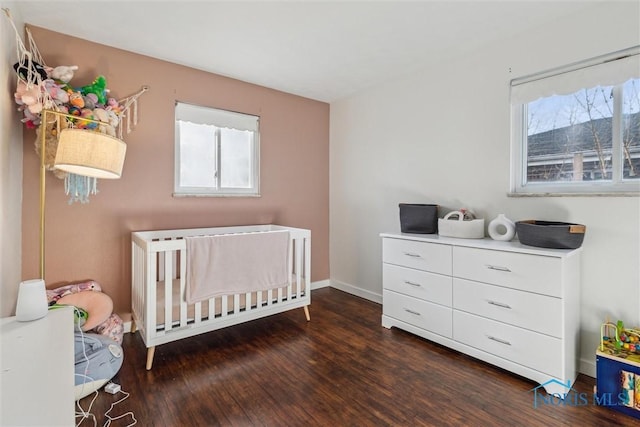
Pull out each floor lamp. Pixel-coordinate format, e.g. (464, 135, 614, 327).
(37, 109, 127, 278)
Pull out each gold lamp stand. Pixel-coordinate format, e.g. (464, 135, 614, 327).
(37, 109, 127, 278)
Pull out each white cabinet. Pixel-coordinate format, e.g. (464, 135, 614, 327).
(1, 307, 75, 426)
(381, 233, 581, 395)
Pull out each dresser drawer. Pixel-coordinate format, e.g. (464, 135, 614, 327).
(452, 246, 562, 297)
(453, 278, 561, 338)
(383, 263, 452, 307)
(383, 238, 451, 275)
(453, 310, 562, 378)
(383, 290, 452, 338)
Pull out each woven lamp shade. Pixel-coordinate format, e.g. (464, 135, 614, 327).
(54, 129, 127, 179)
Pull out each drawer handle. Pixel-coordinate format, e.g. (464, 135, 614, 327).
(403, 252, 422, 258)
(404, 308, 421, 316)
(487, 300, 512, 309)
(404, 280, 422, 287)
(486, 265, 511, 272)
(487, 335, 511, 346)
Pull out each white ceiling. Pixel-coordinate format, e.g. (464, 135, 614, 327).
(12, 1, 602, 103)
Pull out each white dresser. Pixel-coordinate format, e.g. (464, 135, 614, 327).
(1, 307, 75, 426)
(381, 232, 581, 395)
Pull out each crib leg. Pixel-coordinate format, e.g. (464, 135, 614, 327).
(303, 305, 310, 322)
(146, 346, 156, 370)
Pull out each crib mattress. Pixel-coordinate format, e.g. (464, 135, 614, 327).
(155, 278, 305, 328)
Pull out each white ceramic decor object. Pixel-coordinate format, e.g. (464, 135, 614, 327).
(488, 214, 516, 241)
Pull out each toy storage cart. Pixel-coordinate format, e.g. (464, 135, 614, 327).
(596, 350, 640, 419)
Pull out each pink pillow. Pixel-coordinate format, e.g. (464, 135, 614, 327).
(58, 291, 113, 331)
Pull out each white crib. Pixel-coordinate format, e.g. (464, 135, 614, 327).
(131, 224, 311, 370)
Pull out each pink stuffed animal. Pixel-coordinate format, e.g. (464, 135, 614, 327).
(14, 81, 43, 114)
(43, 79, 69, 105)
(94, 313, 125, 344)
(106, 97, 122, 114)
(20, 107, 40, 128)
(47, 280, 102, 303)
(47, 280, 124, 343)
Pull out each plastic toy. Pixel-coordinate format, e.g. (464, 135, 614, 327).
(600, 319, 640, 363)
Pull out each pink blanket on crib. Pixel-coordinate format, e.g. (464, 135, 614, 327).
(185, 230, 290, 304)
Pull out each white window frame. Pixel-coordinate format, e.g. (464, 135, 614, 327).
(174, 102, 260, 197)
(510, 47, 640, 196)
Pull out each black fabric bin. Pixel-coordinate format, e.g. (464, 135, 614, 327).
(399, 204, 438, 234)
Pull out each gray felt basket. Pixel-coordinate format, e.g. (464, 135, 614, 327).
(516, 220, 586, 249)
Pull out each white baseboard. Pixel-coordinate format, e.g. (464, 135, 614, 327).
(329, 279, 382, 304)
(579, 357, 596, 378)
(311, 279, 331, 290)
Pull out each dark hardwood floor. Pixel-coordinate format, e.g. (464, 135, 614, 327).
(78, 288, 637, 426)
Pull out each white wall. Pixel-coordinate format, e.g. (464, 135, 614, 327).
(0, 2, 24, 317)
(330, 1, 640, 377)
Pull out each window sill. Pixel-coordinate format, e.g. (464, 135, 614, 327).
(172, 193, 261, 198)
(507, 192, 639, 197)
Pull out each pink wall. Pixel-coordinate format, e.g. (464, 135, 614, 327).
(22, 26, 330, 316)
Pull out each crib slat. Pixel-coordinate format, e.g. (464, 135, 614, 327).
(179, 248, 188, 327)
(304, 237, 311, 295)
(132, 242, 142, 330)
(304, 235, 311, 296)
(164, 252, 173, 331)
(221, 295, 228, 317)
(146, 250, 157, 338)
(288, 237, 294, 301)
(208, 298, 215, 321)
(295, 237, 302, 299)
(194, 301, 202, 325)
(138, 245, 145, 323)
(158, 251, 165, 282)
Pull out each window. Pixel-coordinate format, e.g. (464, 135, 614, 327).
(175, 102, 259, 196)
(510, 47, 640, 195)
